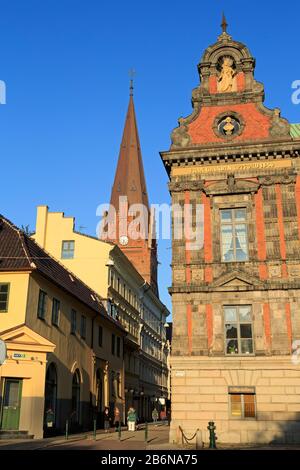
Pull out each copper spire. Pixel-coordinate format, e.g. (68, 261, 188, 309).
(221, 12, 228, 33)
(110, 91, 149, 212)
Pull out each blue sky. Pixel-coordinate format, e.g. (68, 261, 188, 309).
(0, 0, 299, 313)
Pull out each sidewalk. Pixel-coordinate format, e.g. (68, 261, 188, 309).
(0, 422, 170, 450)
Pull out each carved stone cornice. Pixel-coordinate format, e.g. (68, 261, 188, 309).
(168, 179, 204, 193)
(169, 279, 300, 295)
(161, 141, 300, 176)
(204, 174, 259, 196)
(258, 172, 296, 186)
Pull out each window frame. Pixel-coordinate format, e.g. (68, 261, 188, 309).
(220, 207, 249, 262)
(80, 315, 86, 340)
(117, 337, 121, 358)
(98, 325, 103, 347)
(51, 298, 60, 326)
(229, 391, 256, 420)
(111, 334, 115, 355)
(0, 283, 10, 313)
(71, 309, 77, 335)
(61, 240, 75, 260)
(37, 289, 47, 320)
(224, 305, 254, 356)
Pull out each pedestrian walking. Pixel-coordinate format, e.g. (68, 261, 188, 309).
(166, 408, 171, 426)
(113, 406, 120, 429)
(127, 407, 137, 432)
(103, 407, 110, 433)
(152, 408, 159, 425)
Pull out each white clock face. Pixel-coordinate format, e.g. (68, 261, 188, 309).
(119, 235, 129, 246)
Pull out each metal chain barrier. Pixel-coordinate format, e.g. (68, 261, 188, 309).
(178, 426, 199, 446)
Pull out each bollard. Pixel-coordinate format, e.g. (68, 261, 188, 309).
(118, 422, 122, 441)
(145, 421, 148, 443)
(207, 421, 217, 449)
(93, 419, 97, 440)
(65, 419, 69, 440)
(196, 429, 203, 450)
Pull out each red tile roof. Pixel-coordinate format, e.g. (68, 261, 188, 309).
(0, 215, 124, 332)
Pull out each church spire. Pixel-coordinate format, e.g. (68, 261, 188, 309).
(108, 88, 158, 294)
(110, 91, 149, 212)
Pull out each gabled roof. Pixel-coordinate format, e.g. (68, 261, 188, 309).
(0, 324, 56, 353)
(0, 215, 124, 331)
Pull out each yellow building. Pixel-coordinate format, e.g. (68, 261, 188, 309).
(0, 215, 125, 438)
(32, 205, 170, 420)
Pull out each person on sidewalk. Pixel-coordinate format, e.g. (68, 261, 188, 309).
(113, 406, 120, 430)
(127, 407, 137, 432)
(152, 408, 159, 425)
(166, 408, 171, 427)
(103, 407, 110, 433)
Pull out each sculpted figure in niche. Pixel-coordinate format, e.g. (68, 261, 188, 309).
(217, 57, 237, 93)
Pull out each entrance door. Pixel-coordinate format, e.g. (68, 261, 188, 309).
(1, 379, 22, 430)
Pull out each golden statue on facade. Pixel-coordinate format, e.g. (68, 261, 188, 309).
(217, 57, 237, 93)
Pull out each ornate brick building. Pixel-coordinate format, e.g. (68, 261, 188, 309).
(161, 20, 300, 444)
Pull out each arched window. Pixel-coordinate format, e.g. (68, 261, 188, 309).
(71, 369, 81, 424)
(44, 363, 57, 426)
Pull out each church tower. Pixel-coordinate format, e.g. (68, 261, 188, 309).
(161, 17, 300, 444)
(106, 85, 158, 294)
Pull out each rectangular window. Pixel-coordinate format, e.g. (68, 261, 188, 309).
(71, 309, 77, 334)
(61, 240, 75, 259)
(117, 337, 121, 357)
(224, 305, 253, 355)
(51, 298, 60, 326)
(220, 208, 248, 262)
(98, 326, 103, 347)
(37, 290, 47, 319)
(80, 315, 86, 339)
(111, 334, 115, 355)
(0, 283, 10, 312)
(230, 393, 256, 418)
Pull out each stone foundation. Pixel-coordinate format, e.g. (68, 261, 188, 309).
(170, 356, 300, 445)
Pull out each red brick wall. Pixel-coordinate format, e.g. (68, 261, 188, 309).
(188, 102, 271, 144)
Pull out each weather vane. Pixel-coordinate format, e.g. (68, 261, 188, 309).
(129, 68, 136, 96)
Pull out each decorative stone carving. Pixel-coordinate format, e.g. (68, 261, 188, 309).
(258, 172, 296, 186)
(170, 119, 191, 149)
(204, 175, 259, 196)
(269, 265, 281, 278)
(173, 269, 185, 283)
(269, 108, 291, 138)
(288, 266, 300, 278)
(192, 269, 204, 282)
(212, 111, 245, 140)
(211, 268, 263, 290)
(217, 56, 237, 93)
(168, 180, 203, 192)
